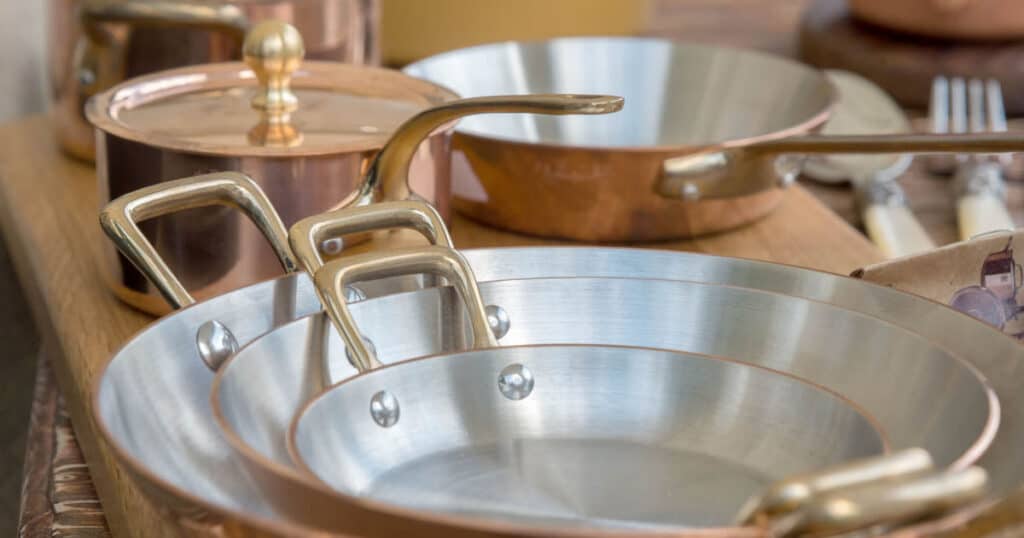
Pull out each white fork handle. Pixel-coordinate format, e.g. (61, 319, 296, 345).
(863, 204, 936, 259)
(957, 192, 1016, 240)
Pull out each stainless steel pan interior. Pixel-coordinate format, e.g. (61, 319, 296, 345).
(280, 245, 988, 535)
(291, 343, 884, 531)
(208, 203, 996, 535)
(402, 37, 832, 149)
(96, 245, 1022, 534)
(215, 276, 996, 532)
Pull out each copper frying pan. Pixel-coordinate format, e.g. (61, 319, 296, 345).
(405, 38, 1024, 241)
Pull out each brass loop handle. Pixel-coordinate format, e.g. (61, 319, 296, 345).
(289, 200, 452, 276)
(347, 94, 624, 209)
(100, 172, 298, 310)
(736, 448, 989, 536)
(312, 246, 497, 372)
(778, 466, 987, 536)
(736, 448, 933, 524)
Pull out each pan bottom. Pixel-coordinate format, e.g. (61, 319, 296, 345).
(364, 438, 771, 530)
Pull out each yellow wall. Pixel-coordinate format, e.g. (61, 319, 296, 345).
(381, 0, 652, 66)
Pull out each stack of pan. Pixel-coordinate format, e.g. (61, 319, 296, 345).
(91, 22, 1024, 538)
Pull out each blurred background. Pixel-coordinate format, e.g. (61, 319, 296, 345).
(0, 0, 45, 533)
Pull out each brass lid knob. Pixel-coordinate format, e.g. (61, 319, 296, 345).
(243, 20, 304, 114)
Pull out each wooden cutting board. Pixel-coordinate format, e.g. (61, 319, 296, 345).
(799, 0, 1024, 114)
(0, 115, 879, 536)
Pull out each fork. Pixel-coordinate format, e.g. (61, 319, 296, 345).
(932, 76, 1017, 240)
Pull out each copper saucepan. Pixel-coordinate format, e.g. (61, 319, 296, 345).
(404, 38, 1024, 242)
(84, 20, 449, 314)
(51, 0, 377, 161)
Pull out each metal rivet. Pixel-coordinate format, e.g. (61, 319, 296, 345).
(680, 182, 701, 201)
(369, 390, 400, 427)
(77, 67, 96, 87)
(498, 364, 534, 400)
(345, 285, 366, 303)
(344, 334, 377, 369)
(774, 155, 804, 188)
(320, 237, 344, 256)
(196, 320, 239, 371)
(485, 304, 510, 339)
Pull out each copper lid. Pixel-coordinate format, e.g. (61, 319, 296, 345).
(85, 21, 457, 158)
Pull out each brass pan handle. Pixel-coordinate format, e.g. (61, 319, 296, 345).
(735, 447, 934, 523)
(313, 246, 497, 372)
(779, 466, 987, 536)
(348, 94, 624, 208)
(100, 172, 298, 309)
(289, 200, 452, 276)
(660, 131, 1024, 201)
(736, 448, 989, 536)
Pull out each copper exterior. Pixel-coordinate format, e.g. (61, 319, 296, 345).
(89, 61, 456, 315)
(450, 134, 789, 241)
(50, 0, 376, 161)
(848, 0, 1024, 40)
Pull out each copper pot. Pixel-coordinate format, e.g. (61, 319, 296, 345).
(86, 21, 452, 315)
(848, 0, 1024, 40)
(50, 0, 379, 162)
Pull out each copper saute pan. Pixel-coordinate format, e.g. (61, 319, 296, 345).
(284, 241, 988, 536)
(403, 37, 1024, 241)
(52, 0, 375, 161)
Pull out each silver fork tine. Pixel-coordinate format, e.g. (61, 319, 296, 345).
(985, 79, 1013, 167)
(951, 77, 968, 167)
(986, 79, 1007, 132)
(968, 78, 985, 134)
(926, 76, 954, 175)
(951, 77, 967, 136)
(930, 76, 949, 134)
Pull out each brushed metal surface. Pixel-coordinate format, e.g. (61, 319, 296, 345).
(291, 345, 885, 531)
(94, 247, 1019, 535)
(215, 276, 993, 533)
(403, 38, 832, 147)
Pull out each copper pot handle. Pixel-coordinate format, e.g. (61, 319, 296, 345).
(99, 172, 298, 310)
(76, 0, 249, 101)
(289, 200, 451, 276)
(79, 0, 248, 43)
(313, 245, 496, 371)
(348, 94, 624, 208)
